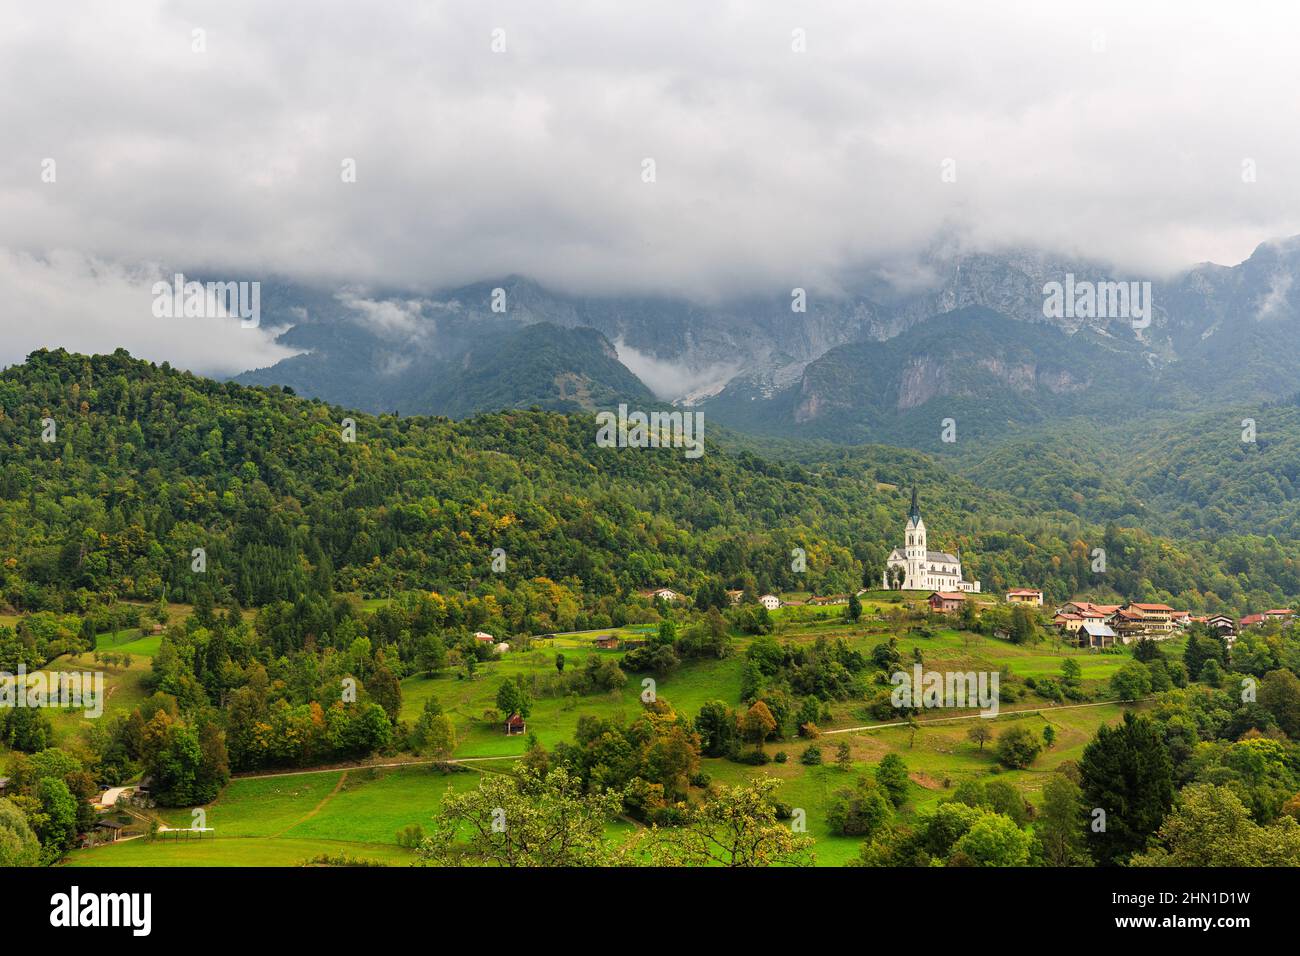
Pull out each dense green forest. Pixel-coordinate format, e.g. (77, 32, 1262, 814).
(3, 348, 1300, 627)
(951, 396, 1300, 541)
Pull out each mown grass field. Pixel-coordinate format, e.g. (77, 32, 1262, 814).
(64, 836, 416, 867)
(65, 765, 487, 867)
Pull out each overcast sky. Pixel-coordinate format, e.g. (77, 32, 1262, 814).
(4, 0, 1300, 374)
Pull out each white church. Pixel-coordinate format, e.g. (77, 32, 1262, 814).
(883, 488, 980, 593)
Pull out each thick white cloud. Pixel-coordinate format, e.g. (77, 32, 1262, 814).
(0, 250, 297, 374)
(3, 0, 1300, 372)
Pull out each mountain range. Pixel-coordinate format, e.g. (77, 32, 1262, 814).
(231, 236, 1300, 451)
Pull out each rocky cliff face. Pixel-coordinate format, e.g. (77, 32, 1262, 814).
(234, 237, 1300, 432)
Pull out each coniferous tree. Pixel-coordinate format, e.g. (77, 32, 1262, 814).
(1079, 712, 1174, 866)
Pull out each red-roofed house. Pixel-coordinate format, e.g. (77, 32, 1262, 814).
(1110, 607, 1149, 643)
(1125, 603, 1176, 636)
(928, 591, 966, 613)
(1053, 612, 1084, 633)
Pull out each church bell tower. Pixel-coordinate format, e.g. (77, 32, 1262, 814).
(905, 487, 926, 589)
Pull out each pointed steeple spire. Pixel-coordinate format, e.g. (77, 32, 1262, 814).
(909, 486, 921, 523)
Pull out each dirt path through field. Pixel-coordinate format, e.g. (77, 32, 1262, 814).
(232, 753, 520, 782)
(273, 770, 350, 837)
(822, 696, 1155, 735)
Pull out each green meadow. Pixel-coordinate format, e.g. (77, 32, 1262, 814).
(66, 765, 486, 867)
(49, 593, 1160, 867)
(400, 631, 745, 757)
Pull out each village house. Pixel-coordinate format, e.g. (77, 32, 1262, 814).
(758, 594, 782, 610)
(639, 587, 685, 603)
(1052, 611, 1084, 633)
(1077, 620, 1118, 649)
(593, 635, 620, 649)
(806, 594, 848, 606)
(1199, 613, 1236, 637)
(725, 589, 744, 605)
(1056, 607, 1108, 632)
(504, 712, 526, 736)
(1238, 613, 1267, 630)
(928, 591, 966, 613)
(1128, 603, 1176, 634)
(473, 631, 495, 644)
(1006, 588, 1043, 606)
(1054, 601, 1190, 643)
(1058, 601, 1121, 617)
(1108, 608, 1150, 643)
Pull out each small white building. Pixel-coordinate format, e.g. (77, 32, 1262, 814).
(759, 594, 781, 610)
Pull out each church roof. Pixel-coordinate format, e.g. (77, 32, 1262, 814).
(927, 550, 960, 564)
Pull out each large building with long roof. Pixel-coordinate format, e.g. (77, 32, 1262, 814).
(883, 488, 980, 593)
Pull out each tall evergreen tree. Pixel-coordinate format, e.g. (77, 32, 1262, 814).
(1079, 712, 1174, 866)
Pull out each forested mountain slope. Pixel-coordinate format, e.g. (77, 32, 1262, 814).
(2, 349, 1300, 617)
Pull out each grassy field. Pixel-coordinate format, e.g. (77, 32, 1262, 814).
(44, 592, 1166, 867)
(400, 633, 745, 757)
(64, 765, 487, 867)
(62, 698, 1144, 868)
(13, 647, 157, 752)
(64, 836, 416, 867)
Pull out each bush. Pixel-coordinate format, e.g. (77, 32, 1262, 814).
(800, 745, 823, 766)
(689, 771, 711, 788)
(774, 751, 788, 764)
(396, 824, 425, 848)
(300, 854, 388, 867)
(995, 724, 1043, 769)
(827, 777, 892, 837)
(648, 805, 689, 826)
